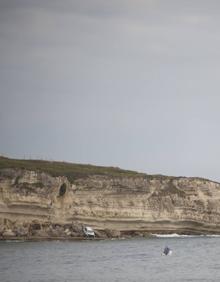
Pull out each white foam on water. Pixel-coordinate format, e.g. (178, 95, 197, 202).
(151, 233, 220, 238)
(152, 233, 194, 238)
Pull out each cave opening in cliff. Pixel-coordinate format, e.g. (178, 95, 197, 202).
(59, 183, 67, 196)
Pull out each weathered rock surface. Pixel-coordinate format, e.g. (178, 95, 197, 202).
(1, 166, 220, 239)
(2, 229, 16, 237)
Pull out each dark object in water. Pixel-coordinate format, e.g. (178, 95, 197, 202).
(163, 246, 171, 255)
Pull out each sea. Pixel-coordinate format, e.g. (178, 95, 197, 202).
(0, 235, 220, 282)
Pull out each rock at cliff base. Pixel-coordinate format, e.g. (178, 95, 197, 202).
(14, 226, 29, 237)
(0, 225, 5, 235)
(104, 229, 121, 238)
(2, 229, 16, 237)
(64, 228, 72, 236)
(94, 230, 107, 238)
(32, 230, 49, 237)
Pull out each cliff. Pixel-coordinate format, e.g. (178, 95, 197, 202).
(0, 156, 220, 239)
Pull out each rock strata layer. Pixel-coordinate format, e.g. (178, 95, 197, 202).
(1, 164, 220, 239)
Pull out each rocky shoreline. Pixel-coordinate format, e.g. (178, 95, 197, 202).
(0, 224, 93, 240)
(1, 221, 219, 241)
(0, 221, 150, 241)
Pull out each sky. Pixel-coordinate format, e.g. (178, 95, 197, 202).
(1, 0, 220, 181)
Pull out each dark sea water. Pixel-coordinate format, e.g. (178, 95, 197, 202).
(0, 236, 220, 282)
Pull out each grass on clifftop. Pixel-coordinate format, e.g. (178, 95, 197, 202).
(0, 156, 146, 183)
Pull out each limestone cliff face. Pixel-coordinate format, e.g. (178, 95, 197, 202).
(1, 168, 220, 235)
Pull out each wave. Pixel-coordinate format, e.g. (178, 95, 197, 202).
(151, 233, 220, 238)
(152, 233, 195, 238)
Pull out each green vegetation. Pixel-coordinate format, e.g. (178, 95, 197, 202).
(0, 156, 146, 183)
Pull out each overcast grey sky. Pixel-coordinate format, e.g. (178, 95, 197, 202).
(1, 0, 220, 181)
